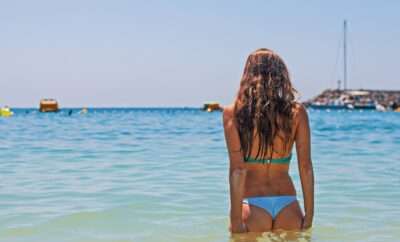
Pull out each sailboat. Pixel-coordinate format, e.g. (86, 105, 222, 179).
(308, 20, 376, 110)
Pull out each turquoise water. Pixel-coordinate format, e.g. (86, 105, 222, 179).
(0, 108, 399, 242)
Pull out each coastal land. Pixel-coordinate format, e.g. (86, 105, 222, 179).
(304, 89, 400, 110)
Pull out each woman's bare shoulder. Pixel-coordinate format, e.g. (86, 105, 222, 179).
(222, 104, 235, 127)
(292, 102, 308, 125)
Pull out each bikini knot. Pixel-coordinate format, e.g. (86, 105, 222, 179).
(263, 159, 271, 164)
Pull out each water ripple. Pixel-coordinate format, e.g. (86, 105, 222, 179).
(0, 108, 399, 242)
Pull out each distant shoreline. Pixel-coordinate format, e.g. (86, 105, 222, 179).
(304, 88, 400, 110)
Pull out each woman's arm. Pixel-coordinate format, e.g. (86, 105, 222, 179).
(222, 106, 247, 233)
(295, 105, 315, 229)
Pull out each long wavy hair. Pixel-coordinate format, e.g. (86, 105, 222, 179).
(234, 48, 297, 159)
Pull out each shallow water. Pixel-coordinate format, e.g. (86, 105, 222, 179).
(0, 108, 399, 242)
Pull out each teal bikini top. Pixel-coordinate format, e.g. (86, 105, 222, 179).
(244, 153, 292, 164)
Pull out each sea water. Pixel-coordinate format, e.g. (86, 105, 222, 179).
(0, 108, 399, 242)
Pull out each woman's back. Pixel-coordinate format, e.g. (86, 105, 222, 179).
(224, 102, 303, 197)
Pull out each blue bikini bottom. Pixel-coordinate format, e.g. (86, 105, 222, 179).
(243, 195, 297, 219)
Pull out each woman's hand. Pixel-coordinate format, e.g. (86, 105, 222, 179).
(301, 215, 313, 230)
(230, 221, 247, 233)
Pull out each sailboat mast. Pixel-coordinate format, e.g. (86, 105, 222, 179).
(343, 20, 347, 91)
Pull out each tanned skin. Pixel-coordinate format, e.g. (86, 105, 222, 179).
(223, 103, 314, 233)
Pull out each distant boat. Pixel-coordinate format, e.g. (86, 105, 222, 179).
(39, 99, 59, 112)
(308, 92, 377, 110)
(353, 104, 376, 110)
(308, 103, 348, 110)
(202, 102, 222, 112)
(375, 103, 386, 112)
(0, 106, 13, 117)
(79, 107, 88, 114)
(308, 21, 380, 110)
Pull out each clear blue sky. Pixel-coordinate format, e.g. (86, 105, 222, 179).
(1, 0, 399, 107)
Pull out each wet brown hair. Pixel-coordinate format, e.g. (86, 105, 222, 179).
(234, 48, 297, 159)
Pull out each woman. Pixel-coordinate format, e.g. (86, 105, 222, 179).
(223, 48, 314, 233)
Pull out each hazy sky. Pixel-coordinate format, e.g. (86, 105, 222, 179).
(1, 0, 399, 107)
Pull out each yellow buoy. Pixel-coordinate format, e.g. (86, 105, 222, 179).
(0, 107, 13, 117)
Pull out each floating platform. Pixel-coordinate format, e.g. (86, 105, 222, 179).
(39, 99, 59, 112)
(202, 102, 222, 112)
